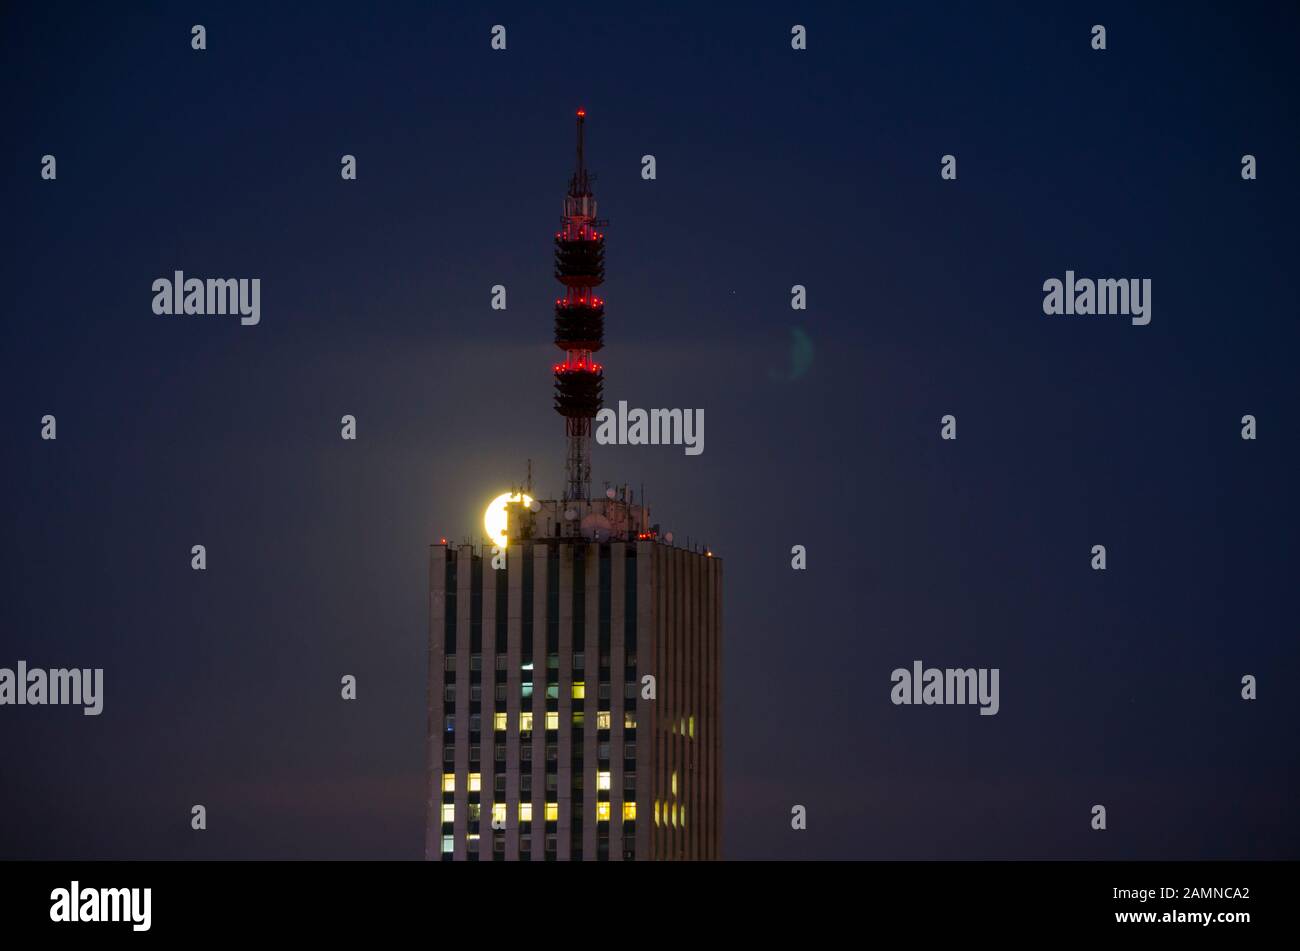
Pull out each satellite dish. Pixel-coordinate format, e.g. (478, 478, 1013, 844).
(564, 508, 578, 521)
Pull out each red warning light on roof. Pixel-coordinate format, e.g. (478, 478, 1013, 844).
(576, 108, 586, 117)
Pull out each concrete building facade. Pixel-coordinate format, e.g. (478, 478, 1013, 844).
(425, 521, 721, 861)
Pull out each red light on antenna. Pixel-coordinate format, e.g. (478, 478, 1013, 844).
(577, 108, 586, 117)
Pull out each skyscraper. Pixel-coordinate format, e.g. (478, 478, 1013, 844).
(425, 112, 722, 861)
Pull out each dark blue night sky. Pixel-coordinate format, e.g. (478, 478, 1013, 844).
(2, 2, 1296, 859)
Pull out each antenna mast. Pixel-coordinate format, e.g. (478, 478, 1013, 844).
(553, 108, 606, 506)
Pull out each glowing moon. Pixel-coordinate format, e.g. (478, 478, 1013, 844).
(484, 492, 533, 548)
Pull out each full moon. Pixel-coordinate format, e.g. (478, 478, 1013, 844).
(484, 492, 533, 548)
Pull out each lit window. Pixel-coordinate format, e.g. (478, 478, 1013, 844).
(545, 683, 559, 700)
(519, 802, 533, 822)
(442, 774, 456, 793)
(572, 711, 585, 727)
(654, 800, 660, 826)
(494, 712, 507, 731)
(468, 832, 480, 842)
(597, 771, 611, 791)
(596, 711, 611, 730)
(671, 771, 678, 796)
(624, 711, 637, 729)
(688, 715, 695, 739)
(442, 803, 455, 823)
(521, 682, 533, 699)
(545, 711, 559, 731)
(596, 801, 611, 822)
(521, 662, 533, 671)
(519, 712, 533, 732)
(681, 805, 686, 828)
(623, 801, 637, 821)
(671, 803, 678, 828)
(468, 803, 481, 821)
(441, 835, 453, 854)
(680, 717, 686, 735)
(572, 681, 586, 700)
(545, 802, 559, 821)
(468, 773, 481, 792)
(492, 803, 507, 825)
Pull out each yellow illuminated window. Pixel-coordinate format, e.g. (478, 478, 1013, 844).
(494, 712, 507, 731)
(623, 801, 637, 821)
(442, 803, 455, 823)
(596, 801, 611, 822)
(572, 681, 585, 699)
(545, 802, 558, 821)
(519, 802, 533, 822)
(572, 711, 585, 727)
(545, 711, 558, 731)
(442, 774, 456, 793)
(597, 771, 611, 791)
(688, 715, 694, 738)
(624, 711, 637, 729)
(680, 717, 686, 735)
(671, 803, 678, 828)
(671, 771, 678, 796)
(492, 803, 507, 825)
(596, 711, 611, 730)
(654, 800, 660, 826)
(519, 712, 533, 732)
(681, 805, 686, 828)
(468, 773, 481, 792)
